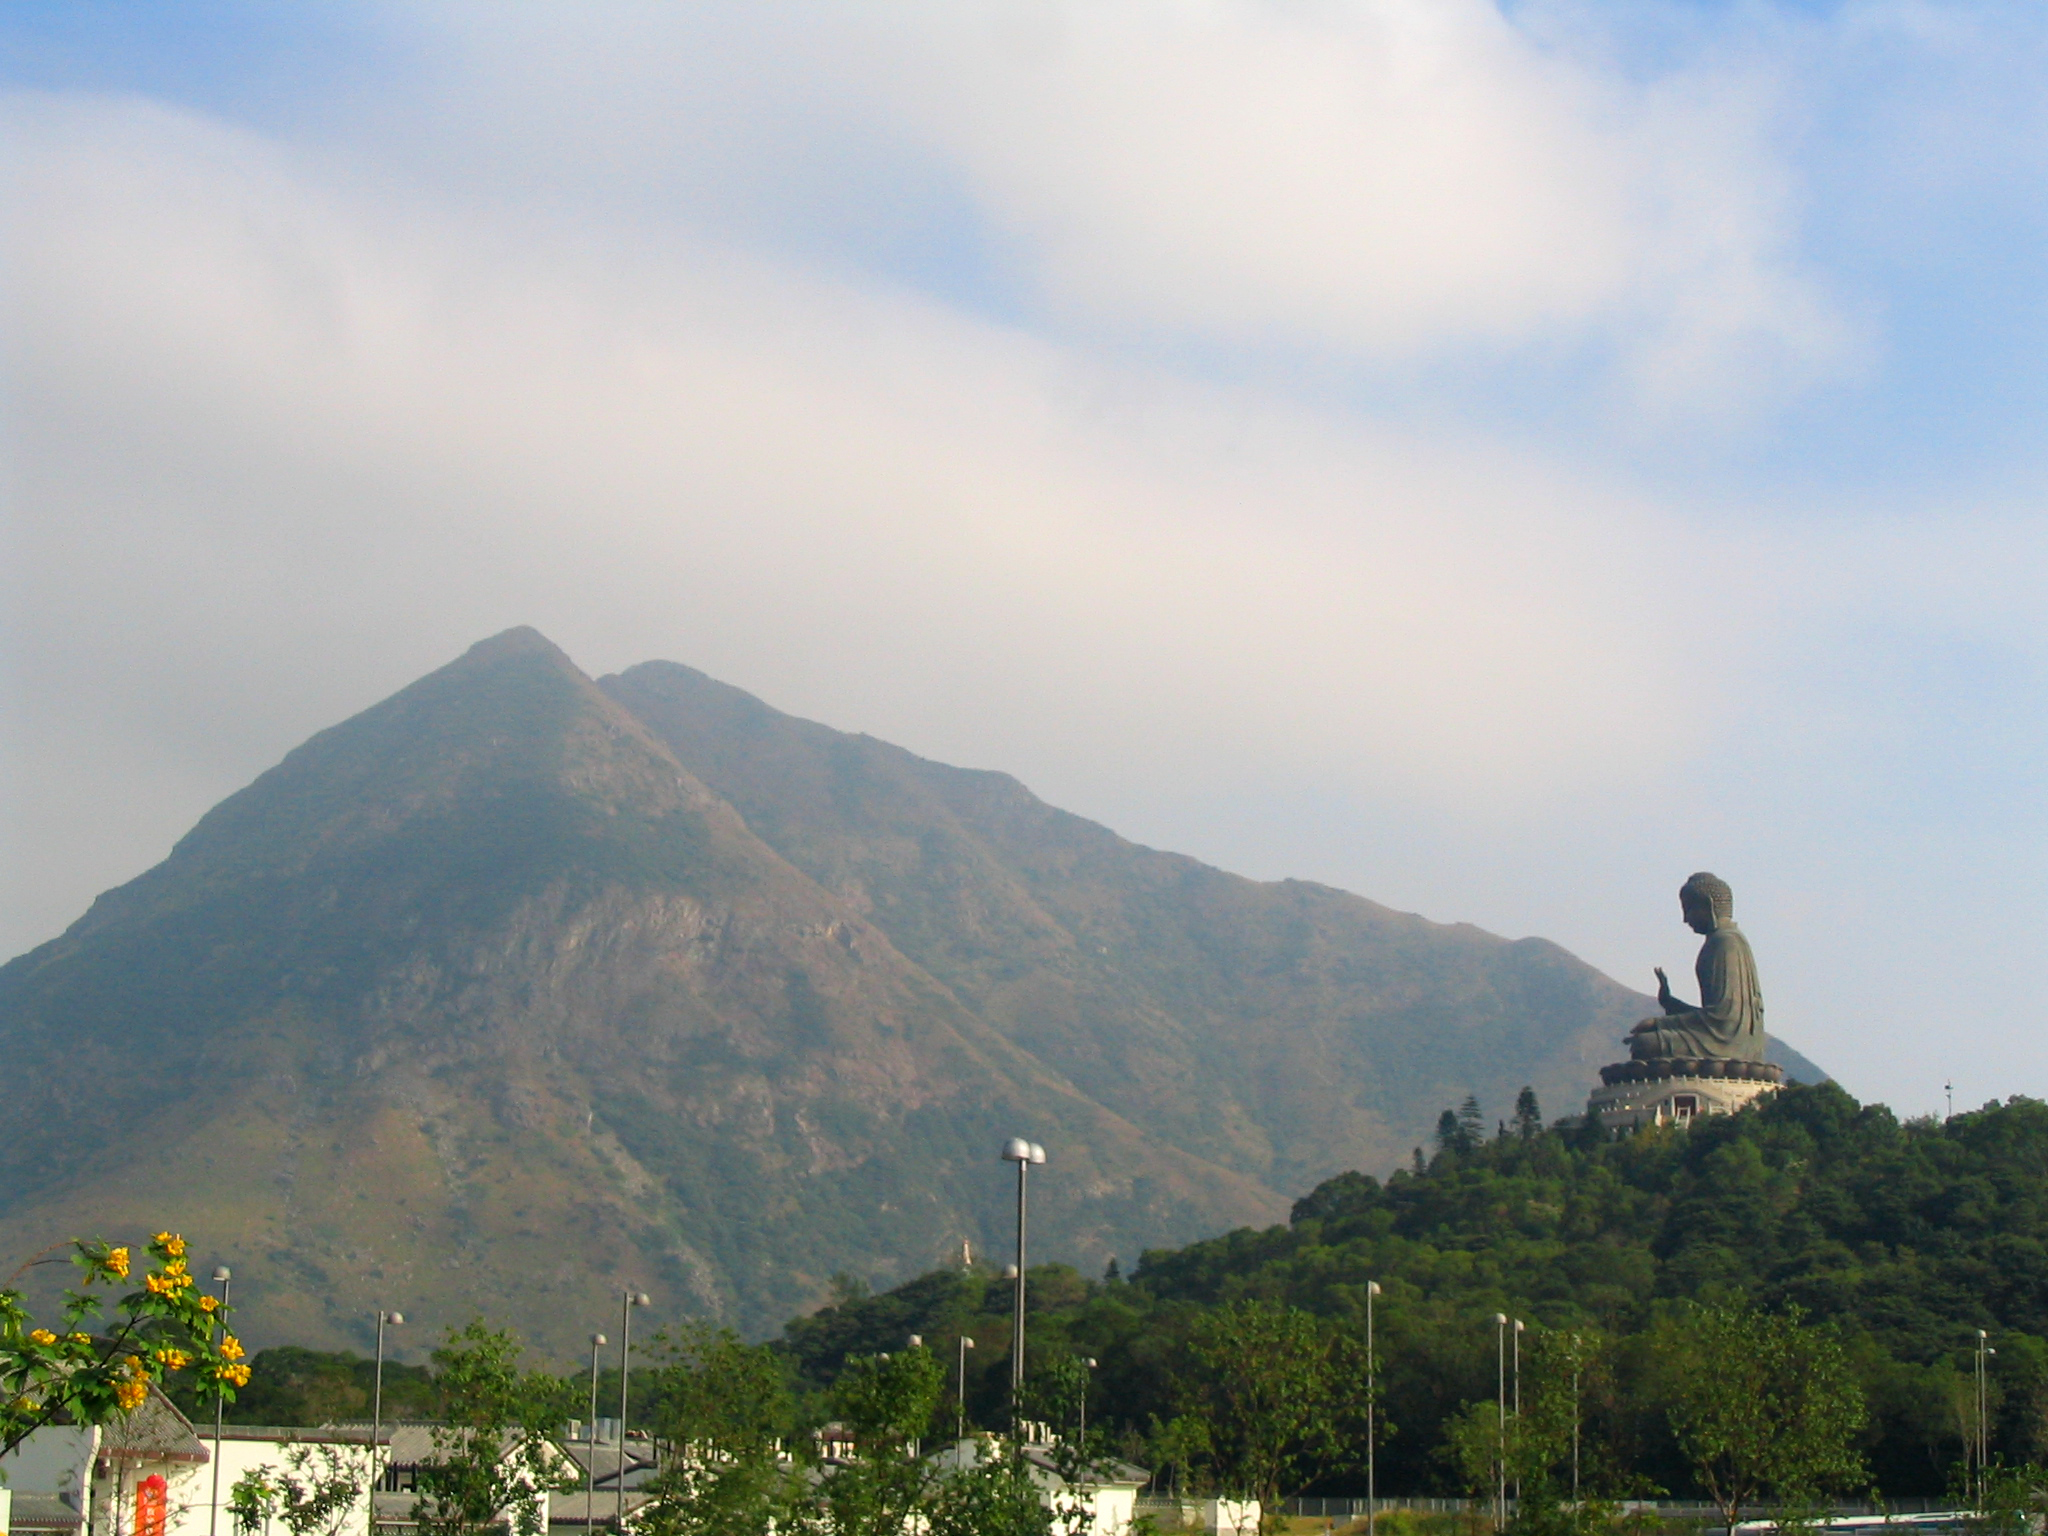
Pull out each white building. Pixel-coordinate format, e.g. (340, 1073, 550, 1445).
(925, 1436, 1149, 1536)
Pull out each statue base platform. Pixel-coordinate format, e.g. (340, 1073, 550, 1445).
(1587, 1057, 1784, 1131)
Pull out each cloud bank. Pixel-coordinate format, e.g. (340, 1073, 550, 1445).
(6, 1, 2048, 1119)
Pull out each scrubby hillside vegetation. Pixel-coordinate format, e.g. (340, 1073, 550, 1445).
(779, 1084, 2048, 1499)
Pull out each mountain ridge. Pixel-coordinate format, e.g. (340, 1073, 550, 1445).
(0, 629, 1819, 1355)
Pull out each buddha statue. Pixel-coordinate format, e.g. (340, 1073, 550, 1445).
(1627, 872, 1765, 1063)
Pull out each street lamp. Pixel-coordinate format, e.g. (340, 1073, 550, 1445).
(585, 1334, 608, 1514)
(1078, 1358, 1098, 1445)
(616, 1291, 650, 1531)
(207, 1268, 231, 1536)
(1000, 1138, 1046, 1426)
(1492, 1314, 1509, 1532)
(1570, 1334, 1583, 1506)
(1366, 1281, 1381, 1536)
(1976, 1330, 1997, 1508)
(370, 1310, 403, 1536)
(956, 1337, 975, 1441)
(1512, 1320, 1526, 1503)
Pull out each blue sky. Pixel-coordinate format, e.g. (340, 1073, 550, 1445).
(4, 0, 2046, 1123)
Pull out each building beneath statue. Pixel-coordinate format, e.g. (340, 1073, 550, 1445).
(1588, 1056, 1784, 1130)
(1586, 872, 1786, 1132)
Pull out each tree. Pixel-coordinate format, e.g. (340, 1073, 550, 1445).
(229, 1444, 365, 1536)
(1655, 1303, 1865, 1526)
(0, 1231, 246, 1458)
(409, 1322, 574, 1536)
(806, 1345, 948, 1536)
(1435, 1110, 1464, 1157)
(1174, 1299, 1353, 1523)
(639, 1324, 800, 1536)
(1458, 1095, 1486, 1148)
(1515, 1088, 1543, 1139)
(922, 1443, 1054, 1536)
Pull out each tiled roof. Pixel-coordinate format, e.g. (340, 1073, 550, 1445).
(100, 1386, 208, 1464)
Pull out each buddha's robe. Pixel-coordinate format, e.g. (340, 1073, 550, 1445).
(1629, 920, 1765, 1063)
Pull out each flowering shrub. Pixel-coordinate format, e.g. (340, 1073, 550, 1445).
(0, 1231, 243, 1456)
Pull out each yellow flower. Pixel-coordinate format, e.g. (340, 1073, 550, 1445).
(225, 1363, 250, 1388)
(143, 1269, 193, 1296)
(104, 1248, 130, 1279)
(8, 1396, 37, 1412)
(150, 1233, 187, 1259)
(114, 1380, 146, 1412)
(27, 1329, 56, 1346)
(218, 1335, 245, 1363)
(153, 1348, 190, 1372)
(66, 1333, 89, 1345)
(198, 1296, 219, 1314)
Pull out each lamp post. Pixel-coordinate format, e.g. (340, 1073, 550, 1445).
(1366, 1281, 1381, 1536)
(1512, 1319, 1526, 1504)
(370, 1310, 403, 1536)
(1492, 1314, 1508, 1532)
(207, 1268, 231, 1536)
(1570, 1334, 1582, 1506)
(957, 1337, 975, 1441)
(585, 1333, 607, 1515)
(616, 1291, 650, 1531)
(1976, 1330, 1997, 1508)
(1000, 1138, 1046, 1428)
(1078, 1358, 1097, 1445)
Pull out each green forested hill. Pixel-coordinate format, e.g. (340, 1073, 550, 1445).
(776, 1085, 2048, 1499)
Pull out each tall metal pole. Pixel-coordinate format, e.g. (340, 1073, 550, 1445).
(1499, 1315, 1509, 1528)
(1512, 1320, 1525, 1504)
(1570, 1334, 1582, 1507)
(1079, 1359, 1096, 1445)
(586, 1334, 607, 1516)
(616, 1291, 648, 1531)
(1366, 1281, 1381, 1536)
(1000, 1139, 1045, 1432)
(1014, 1159, 1027, 1401)
(956, 1337, 975, 1442)
(370, 1311, 401, 1536)
(207, 1268, 231, 1536)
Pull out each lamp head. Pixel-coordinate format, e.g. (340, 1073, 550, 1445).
(1514, 1319, 1526, 1332)
(963, 1337, 975, 1349)
(592, 1332, 608, 1346)
(1003, 1264, 1019, 1279)
(631, 1292, 651, 1307)
(212, 1266, 232, 1284)
(1028, 1143, 1046, 1165)
(1366, 1281, 1381, 1296)
(1085, 1357, 1097, 1369)
(1492, 1313, 1508, 1326)
(385, 1311, 405, 1325)
(908, 1335, 923, 1348)
(1001, 1138, 1032, 1162)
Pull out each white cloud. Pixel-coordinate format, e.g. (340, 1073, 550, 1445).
(372, 1, 1850, 404)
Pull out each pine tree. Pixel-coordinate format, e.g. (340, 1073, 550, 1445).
(1435, 1109, 1463, 1156)
(1515, 1085, 1543, 1138)
(1457, 1094, 1485, 1149)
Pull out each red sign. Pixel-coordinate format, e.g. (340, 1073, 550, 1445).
(136, 1474, 167, 1536)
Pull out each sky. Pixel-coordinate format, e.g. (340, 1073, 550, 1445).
(3, 0, 2046, 1122)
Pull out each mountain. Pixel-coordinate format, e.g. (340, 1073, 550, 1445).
(0, 629, 1819, 1355)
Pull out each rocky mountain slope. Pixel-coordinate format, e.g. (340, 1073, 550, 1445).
(0, 629, 1818, 1355)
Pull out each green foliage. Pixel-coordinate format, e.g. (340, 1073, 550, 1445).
(0, 1232, 244, 1458)
(1175, 1299, 1356, 1514)
(830, 1345, 947, 1447)
(228, 1444, 364, 1536)
(1653, 1303, 1866, 1524)
(921, 1443, 1054, 1536)
(409, 1322, 575, 1536)
(785, 1086, 2048, 1502)
(637, 1324, 803, 1536)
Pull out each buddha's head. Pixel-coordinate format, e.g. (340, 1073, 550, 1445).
(1679, 872, 1733, 934)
